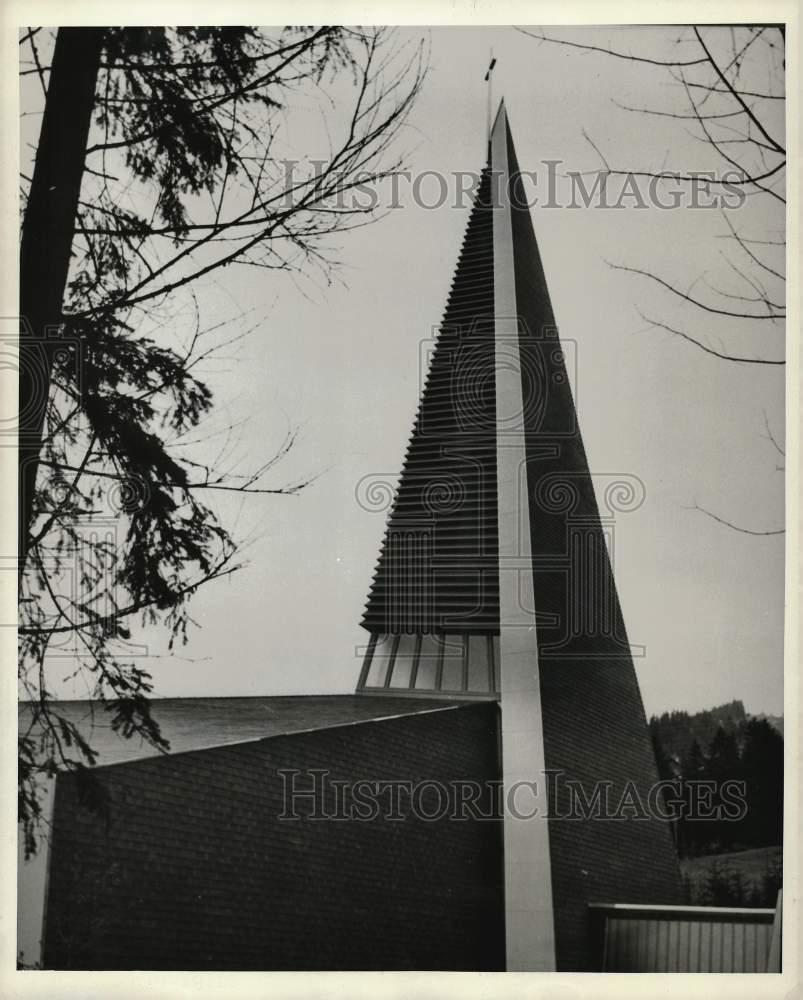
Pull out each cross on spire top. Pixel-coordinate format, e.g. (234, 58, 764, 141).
(485, 49, 497, 143)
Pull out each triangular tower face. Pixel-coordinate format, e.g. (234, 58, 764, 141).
(357, 103, 684, 970)
(359, 158, 501, 690)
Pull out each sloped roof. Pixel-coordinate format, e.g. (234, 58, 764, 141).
(19, 695, 471, 768)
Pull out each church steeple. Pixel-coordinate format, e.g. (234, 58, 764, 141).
(356, 103, 682, 971)
(357, 141, 499, 695)
(358, 102, 637, 695)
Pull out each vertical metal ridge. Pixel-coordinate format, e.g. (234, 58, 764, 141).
(492, 104, 557, 973)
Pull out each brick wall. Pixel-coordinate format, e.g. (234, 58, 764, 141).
(540, 660, 687, 970)
(44, 702, 505, 970)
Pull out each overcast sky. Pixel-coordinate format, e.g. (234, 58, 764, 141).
(32, 25, 785, 717)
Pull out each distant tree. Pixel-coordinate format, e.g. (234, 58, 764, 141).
(705, 725, 743, 849)
(649, 708, 692, 765)
(18, 26, 424, 855)
(701, 859, 748, 907)
(681, 737, 711, 853)
(741, 718, 783, 846)
(684, 854, 781, 907)
(650, 727, 681, 848)
(707, 725, 742, 779)
(652, 704, 783, 856)
(756, 856, 783, 907)
(682, 737, 707, 779)
(651, 727, 676, 781)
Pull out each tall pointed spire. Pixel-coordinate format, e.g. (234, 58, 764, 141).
(358, 132, 500, 696)
(356, 103, 683, 970)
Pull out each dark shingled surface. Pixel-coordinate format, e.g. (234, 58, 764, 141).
(44, 701, 506, 971)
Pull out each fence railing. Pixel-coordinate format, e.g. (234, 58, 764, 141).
(590, 894, 782, 973)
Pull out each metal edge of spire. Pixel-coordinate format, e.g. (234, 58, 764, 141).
(490, 97, 506, 140)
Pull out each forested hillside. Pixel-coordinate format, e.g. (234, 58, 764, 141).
(649, 702, 783, 857)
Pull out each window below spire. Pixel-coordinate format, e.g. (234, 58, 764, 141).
(357, 632, 500, 698)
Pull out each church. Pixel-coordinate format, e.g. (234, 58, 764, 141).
(22, 103, 777, 973)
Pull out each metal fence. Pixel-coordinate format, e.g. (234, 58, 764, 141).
(590, 895, 782, 972)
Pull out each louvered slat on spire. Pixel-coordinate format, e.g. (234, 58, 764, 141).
(361, 166, 499, 637)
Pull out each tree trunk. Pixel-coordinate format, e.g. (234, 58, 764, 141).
(19, 27, 103, 582)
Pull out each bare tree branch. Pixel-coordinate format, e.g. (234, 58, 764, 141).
(610, 261, 785, 320)
(687, 501, 784, 535)
(761, 410, 785, 459)
(516, 26, 709, 67)
(692, 26, 785, 154)
(637, 310, 785, 365)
